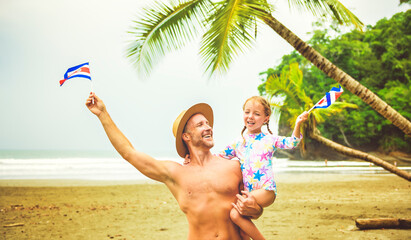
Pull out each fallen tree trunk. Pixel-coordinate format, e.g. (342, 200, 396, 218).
(309, 131, 411, 181)
(3, 223, 24, 228)
(355, 218, 411, 229)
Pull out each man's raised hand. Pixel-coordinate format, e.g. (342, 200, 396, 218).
(86, 92, 105, 117)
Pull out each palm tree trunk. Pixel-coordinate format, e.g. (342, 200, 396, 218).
(338, 125, 353, 147)
(261, 13, 411, 136)
(309, 130, 411, 181)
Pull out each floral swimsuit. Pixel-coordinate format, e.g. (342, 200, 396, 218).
(219, 132, 301, 194)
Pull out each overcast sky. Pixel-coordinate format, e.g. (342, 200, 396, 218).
(0, 0, 408, 158)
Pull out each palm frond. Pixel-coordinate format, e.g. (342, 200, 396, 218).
(287, 0, 364, 30)
(269, 102, 285, 109)
(312, 102, 358, 123)
(288, 62, 303, 87)
(265, 73, 301, 107)
(126, 0, 212, 76)
(300, 89, 314, 109)
(199, 0, 271, 76)
(264, 63, 357, 132)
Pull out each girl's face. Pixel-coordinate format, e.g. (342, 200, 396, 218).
(243, 100, 269, 134)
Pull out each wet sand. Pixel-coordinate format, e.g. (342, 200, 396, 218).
(1, 174, 410, 240)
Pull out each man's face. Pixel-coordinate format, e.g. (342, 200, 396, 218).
(184, 113, 214, 149)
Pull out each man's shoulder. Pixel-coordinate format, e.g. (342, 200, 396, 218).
(161, 159, 184, 171)
(212, 156, 242, 179)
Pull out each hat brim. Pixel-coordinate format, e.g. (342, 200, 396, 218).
(175, 103, 213, 158)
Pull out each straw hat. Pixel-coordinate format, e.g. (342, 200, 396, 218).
(172, 103, 213, 158)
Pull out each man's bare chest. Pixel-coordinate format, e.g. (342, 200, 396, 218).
(177, 164, 241, 198)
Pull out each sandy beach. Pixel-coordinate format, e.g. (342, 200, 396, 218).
(1, 174, 410, 240)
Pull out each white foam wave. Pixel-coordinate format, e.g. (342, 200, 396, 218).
(0, 157, 409, 180)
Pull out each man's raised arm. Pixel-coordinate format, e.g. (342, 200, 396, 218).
(85, 92, 175, 183)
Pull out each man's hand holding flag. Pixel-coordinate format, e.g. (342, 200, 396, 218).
(60, 62, 94, 103)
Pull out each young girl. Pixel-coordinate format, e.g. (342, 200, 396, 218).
(220, 96, 308, 240)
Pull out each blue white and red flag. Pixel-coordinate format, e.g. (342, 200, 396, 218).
(59, 62, 91, 86)
(309, 85, 343, 112)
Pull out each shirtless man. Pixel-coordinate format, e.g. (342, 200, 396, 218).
(85, 92, 262, 240)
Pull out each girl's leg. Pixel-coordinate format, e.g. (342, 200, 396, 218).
(239, 229, 250, 240)
(230, 207, 265, 240)
(230, 189, 275, 239)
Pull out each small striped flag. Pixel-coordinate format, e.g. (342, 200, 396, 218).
(309, 85, 343, 112)
(59, 62, 91, 86)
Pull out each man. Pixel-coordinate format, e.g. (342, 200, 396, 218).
(85, 92, 262, 240)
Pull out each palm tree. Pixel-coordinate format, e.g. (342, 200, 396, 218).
(126, 0, 411, 136)
(264, 62, 357, 155)
(264, 63, 411, 181)
(308, 130, 411, 181)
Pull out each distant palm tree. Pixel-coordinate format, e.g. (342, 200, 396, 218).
(264, 62, 357, 156)
(126, 0, 411, 136)
(264, 63, 411, 181)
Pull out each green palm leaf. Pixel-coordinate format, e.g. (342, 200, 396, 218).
(311, 101, 358, 123)
(126, 0, 364, 78)
(265, 62, 305, 108)
(287, 0, 363, 30)
(199, 0, 271, 75)
(127, 0, 212, 76)
(266, 73, 300, 106)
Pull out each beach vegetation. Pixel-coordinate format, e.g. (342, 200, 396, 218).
(263, 62, 411, 181)
(259, 10, 411, 155)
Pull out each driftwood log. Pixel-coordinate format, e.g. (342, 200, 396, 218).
(355, 218, 411, 229)
(3, 223, 24, 228)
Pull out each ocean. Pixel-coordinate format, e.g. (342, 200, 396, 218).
(1, 150, 410, 181)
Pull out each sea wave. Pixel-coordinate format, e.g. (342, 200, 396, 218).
(0, 157, 410, 180)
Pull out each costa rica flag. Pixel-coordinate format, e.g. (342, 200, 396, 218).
(59, 62, 91, 86)
(313, 85, 343, 109)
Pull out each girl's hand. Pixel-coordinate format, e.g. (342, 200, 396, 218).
(183, 154, 191, 165)
(296, 111, 309, 124)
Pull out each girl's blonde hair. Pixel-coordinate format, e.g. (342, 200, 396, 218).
(241, 96, 273, 141)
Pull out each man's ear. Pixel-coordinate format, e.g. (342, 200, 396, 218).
(182, 132, 190, 141)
